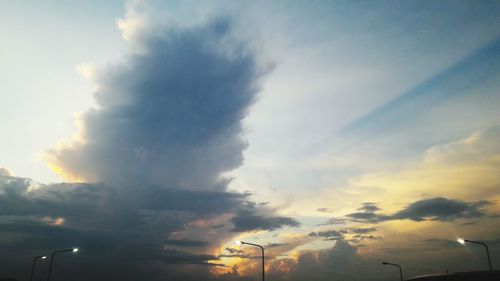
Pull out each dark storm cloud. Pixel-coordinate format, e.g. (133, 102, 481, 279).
(163, 239, 210, 248)
(341, 197, 494, 223)
(157, 249, 221, 266)
(0, 176, 113, 227)
(0, 176, 247, 254)
(0, 176, 298, 273)
(46, 18, 263, 191)
(0, 17, 300, 281)
(230, 210, 300, 232)
(0, 176, 246, 231)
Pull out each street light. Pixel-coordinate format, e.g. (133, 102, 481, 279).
(457, 238, 492, 270)
(47, 248, 79, 281)
(382, 262, 403, 281)
(235, 241, 265, 281)
(30, 255, 47, 281)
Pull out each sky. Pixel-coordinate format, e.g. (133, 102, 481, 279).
(1, 1, 500, 280)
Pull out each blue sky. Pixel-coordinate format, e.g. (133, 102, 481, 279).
(1, 1, 500, 280)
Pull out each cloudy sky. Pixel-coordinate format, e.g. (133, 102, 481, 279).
(1, 1, 500, 280)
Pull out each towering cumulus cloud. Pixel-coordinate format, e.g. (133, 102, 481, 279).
(0, 14, 298, 281)
(46, 19, 259, 191)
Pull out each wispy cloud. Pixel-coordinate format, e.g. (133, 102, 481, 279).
(341, 37, 500, 136)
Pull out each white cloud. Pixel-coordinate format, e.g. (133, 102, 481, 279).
(75, 62, 97, 81)
(116, 0, 150, 42)
(0, 167, 12, 176)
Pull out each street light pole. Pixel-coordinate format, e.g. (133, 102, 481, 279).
(382, 262, 403, 281)
(47, 248, 79, 281)
(30, 255, 47, 281)
(458, 238, 492, 270)
(236, 241, 265, 281)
